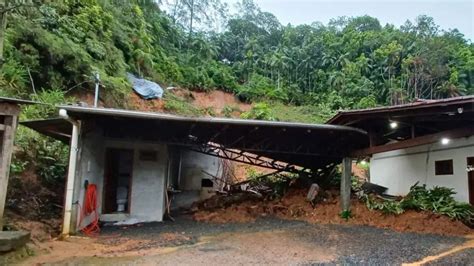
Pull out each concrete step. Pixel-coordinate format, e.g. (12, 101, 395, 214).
(0, 231, 30, 252)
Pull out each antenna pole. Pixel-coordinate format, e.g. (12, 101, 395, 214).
(93, 73, 100, 108)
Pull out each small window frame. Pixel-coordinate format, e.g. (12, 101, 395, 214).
(435, 159, 453, 175)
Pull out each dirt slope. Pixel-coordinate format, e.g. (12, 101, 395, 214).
(73, 88, 251, 117)
(188, 90, 251, 115)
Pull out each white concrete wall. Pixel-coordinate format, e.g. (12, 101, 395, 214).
(75, 127, 105, 227)
(180, 150, 221, 190)
(370, 135, 474, 202)
(103, 140, 167, 222)
(75, 129, 167, 228)
(171, 150, 221, 210)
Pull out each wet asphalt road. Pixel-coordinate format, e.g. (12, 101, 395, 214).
(98, 216, 472, 265)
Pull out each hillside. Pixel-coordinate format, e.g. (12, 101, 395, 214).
(2, 1, 473, 111)
(1, 0, 473, 240)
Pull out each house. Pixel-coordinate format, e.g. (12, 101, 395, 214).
(327, 96, 474, 204)
(23, 105, 367, 235)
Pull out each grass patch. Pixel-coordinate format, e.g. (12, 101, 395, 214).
(270, 103, 335, 124)
(163, 92, 203, 116)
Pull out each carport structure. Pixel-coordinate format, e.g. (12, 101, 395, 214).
(23, 105, 368, 234)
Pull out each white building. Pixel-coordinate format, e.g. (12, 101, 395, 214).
(328, 96, 474, 204)
(370, 135, 473, 202)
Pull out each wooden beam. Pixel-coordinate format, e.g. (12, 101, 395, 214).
(0, 115, 18, 228)
(352, 126, 474, 156)
(0, 103, 21, 116)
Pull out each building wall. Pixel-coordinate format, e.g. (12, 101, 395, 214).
(74, 126, 105, 227)
(106, 140, 167, 222)
(171, 150, 221, 210)
(370, 135, 474, 202)
(180, 150, 221, 190)
(74, 124, 225, 229)
(75, 125, 167, 228)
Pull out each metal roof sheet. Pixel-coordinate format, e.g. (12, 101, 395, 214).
(59, 105, 367, 134)
(327, 96, 474, 125)
(0, 96, 40, 105)
(22, 105, 370, 172)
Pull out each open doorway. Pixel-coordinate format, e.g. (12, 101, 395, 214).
(103, 149, 134, 214)
(468, 157, 474, 205)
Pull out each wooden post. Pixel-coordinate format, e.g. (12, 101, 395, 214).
(0, 103, 20, 228)
(341, 157, 352, 212)
(0, 113, 18, 228)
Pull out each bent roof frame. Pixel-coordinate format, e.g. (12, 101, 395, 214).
(22, 105, 369, 173)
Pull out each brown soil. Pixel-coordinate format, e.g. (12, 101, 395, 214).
(5, 211, 61, 245)
(352, 163, 369, 181)
(188, 90, 251, 115)
(109, 88, 251, 118)
(128, 92, 165, 112)
(193, 189, 473, 236)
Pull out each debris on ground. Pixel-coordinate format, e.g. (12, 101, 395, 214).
(4, 167, 62, 244)
(192, 188, 473, 236)
(4, 211, 61, 244)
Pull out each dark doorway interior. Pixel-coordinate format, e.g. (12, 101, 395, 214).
(103, 149, 133, 214)
(468, 157, 474, 205)
(167, 146, 181, 190)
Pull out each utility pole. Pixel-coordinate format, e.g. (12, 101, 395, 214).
(93, 73, 100, 108)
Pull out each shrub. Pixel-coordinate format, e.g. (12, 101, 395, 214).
(222, 105, 240, 118)
(163, 92, 202, 116)
(362, 182, 474, 222)
(401, 183, 474, 221)
(240, 103, 275, 121)
(236, 73, 287, 102)
(13, 90, 73, 186)
(0, 59, 29, 97)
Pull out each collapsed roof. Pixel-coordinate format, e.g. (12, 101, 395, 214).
(22, 105, 369, 173)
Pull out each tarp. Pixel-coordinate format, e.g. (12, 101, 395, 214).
(127, 73, 163, 99)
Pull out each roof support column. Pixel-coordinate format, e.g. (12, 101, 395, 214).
(340, 157, 352, 212)
(0, 111, 19, 229)
(59, 109, 81, 236)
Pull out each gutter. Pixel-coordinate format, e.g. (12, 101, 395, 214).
(59, 109, 81, 236)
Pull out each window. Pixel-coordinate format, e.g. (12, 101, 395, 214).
(435, 160, 453, 175)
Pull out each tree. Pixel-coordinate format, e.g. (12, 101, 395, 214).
(0, 0, 37, 65)
(166, 0, 227, 38)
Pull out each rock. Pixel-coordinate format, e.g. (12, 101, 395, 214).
(0, 231, 30, 252)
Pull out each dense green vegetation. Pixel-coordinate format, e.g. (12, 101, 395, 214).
(1, 0, 473, 111)
(361, 183, 474, 223)
(0, 0, 473, 199)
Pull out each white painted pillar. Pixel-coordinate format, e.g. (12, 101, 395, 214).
(62, 120, 81, 236)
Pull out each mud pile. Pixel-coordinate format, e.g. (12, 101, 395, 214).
(193, 189, 473, 236)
